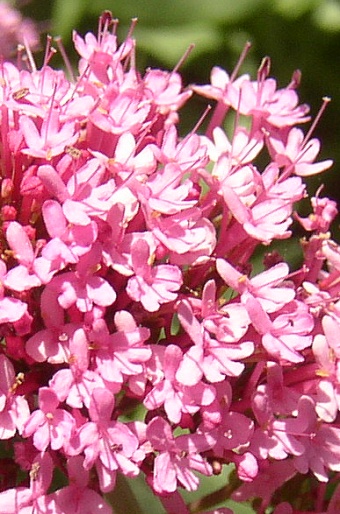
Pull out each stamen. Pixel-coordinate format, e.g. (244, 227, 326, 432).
(119, 18, 138, 73)
(172, 44, 195, 75)
(23, 35, 37, 73)
(16, 44, 25, 70)
(125, 17, 138, 42)
(230, 41, 252, 82)
(54, 36, 76, 82)
(29, 462, 40, 481)
(256, 56, 271, 105)
(188, 104, 212, 136)
(98, 10, 113, 43)
(42, 35, 57, 68)
(302, 97, 331, 147)
(43, 82, 58, 148)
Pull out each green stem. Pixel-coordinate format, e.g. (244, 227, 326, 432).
(188, 481, 237, 513)
(105, 473, 145, 514)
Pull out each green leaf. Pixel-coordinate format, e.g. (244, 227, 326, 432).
(181, 466, 256, 513)
(51, 0, 89, 38)
(105, 473, 166, 514)
(134, 24, 222, 67)
(312, 0, 340, 31)
(272, 0, 321, 18)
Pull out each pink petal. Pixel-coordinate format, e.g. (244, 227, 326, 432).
(6, 222, 34, 266)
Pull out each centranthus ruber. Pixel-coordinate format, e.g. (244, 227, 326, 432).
(0, 8, 338, 514)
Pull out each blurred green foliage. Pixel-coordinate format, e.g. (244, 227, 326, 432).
(16, 0, 340, 511)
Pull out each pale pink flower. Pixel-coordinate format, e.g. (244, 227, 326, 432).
(176, 299, 254, 385)
(46, 245, 116, 313)
(228, 74, 310, 129)
(268, 127, 333, 176)
(0, 261, 27, 323)
(292, 396, 340, 482)
(126, 238, 182, 312)
(216, 258, 295, 313)
(49, 456, 112, 514)
(0, 2, 39, 60)
(4, 221, 42, 291)
(146, 416, 215, 494)
(90, 90, 150, 137)
(152, 124, 208, 173)
(312, 314, 340, 422)
(143, 344, 216, 423)
(149, 207, 217, 265)
(144, 69, 192, 114)
(93, 312, 151, 385)
(296, 195, 338, 232)
(49, 327, 105, 409)
(20, 111, 78, 160)
(244, 295, 313, 363)
(139, 163, 197, 214)
(192, 65, 249, 105)
(207, 126, 264, 167)
(222, 185, 293, 243)
(68, 388, 140, 487)
(22, 387, 75, 452)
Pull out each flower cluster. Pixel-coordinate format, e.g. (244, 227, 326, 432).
(0, 10, 339, 514)
(0, 1, 39, 60)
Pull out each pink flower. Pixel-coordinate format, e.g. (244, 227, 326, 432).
(149, 207, 217, 265)
(143, 344, 216, 423)
(0, 9, 336, 513)
(22, 387, 75, 452)
(0, 260, 27, 323)
(296, 194, 338, 232)
(126, 238, 182, 312)
(268, 127, 333, 177)
(228, 72, 310, 129)
(192, 65, 249, 106)
(152, 124, 208, 173)
(49, 456, 112, 514)
(0, 354, 30, 439)
(208, 126, 263, 169)
(68, 388, 140, 490)
(49, 327, 105, 409)
(139, 163, 197, 214)
(244, 295, 313, 363)
(0, 2, 39, 60)
(222, 185, 293, 243)
(0, 453, 55, 514)
(146, 416, 215, 494)
(175, 299, 254, 385)
(20, 111, 78, 160)
(312, 314, 340, 422)
(143, 69, 192, 114)
(292, 396, 340, 482)
(46, 245, 116, 313)
(93, 312, 151, 385)
(216, 258, 295, 313)
(4, 222, 42, 291)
